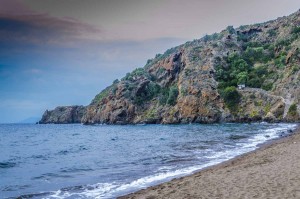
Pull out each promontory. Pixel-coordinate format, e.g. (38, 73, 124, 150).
(40, 10, 300, 124)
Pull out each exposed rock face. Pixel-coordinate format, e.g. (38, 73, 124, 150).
(224, 88, 285, 122)
(40, 10, 300, 124)
(39, 106, 86, 124)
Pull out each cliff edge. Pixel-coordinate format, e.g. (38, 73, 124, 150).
(40, 10, 300, 124)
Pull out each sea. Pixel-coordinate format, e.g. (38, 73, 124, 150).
(0, 123, 298, 199)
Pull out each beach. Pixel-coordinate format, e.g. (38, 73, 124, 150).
(119, 126, 300, 199)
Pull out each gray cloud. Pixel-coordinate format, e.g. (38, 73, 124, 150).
(0, 14, 103, 47)
(0, 0, 32, 15)
(20, 0, 300, 41)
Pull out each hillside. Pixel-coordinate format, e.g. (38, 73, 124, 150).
(40, 10, 300, 124)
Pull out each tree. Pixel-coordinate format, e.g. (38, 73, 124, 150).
(237, 72, 248, 84)
(222, 86, 240, 110)
(167, 86, 179, 106)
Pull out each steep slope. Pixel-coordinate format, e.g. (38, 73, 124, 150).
(40, 10, 300, 124)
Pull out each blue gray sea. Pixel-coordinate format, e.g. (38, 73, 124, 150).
(0, 123, 297, 199)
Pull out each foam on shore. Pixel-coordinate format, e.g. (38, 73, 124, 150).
(45, 123, 297, 199)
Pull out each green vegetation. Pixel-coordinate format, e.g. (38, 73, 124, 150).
(267, 29, 277, 37)
(157, 67, 166, 75)
(133, 81, 179, 106)
(237, 32, 249, 42)
(145, 47, 178, 68)
(180, 87, 188, 96)
(167, 86, 179, 106)
(203, 33, 222, 42)
(158, 87, 169, 105)
(215, 39, 281, 95)
(144, 108, 158, 120)
(184, 68, 192, 76)
(113, 79, 119, 84)
(156, 86, 179, 106)
(264, 103, 271, 113)
(262, 82, 273, 91)
(122, 68, 149, 81)
(291, 26, 300, 34)
(250, 110, 259, 118)
(254, 100, 263, 107)
(220, 86, 240, 111)
(291, 65, 299, 74)
(288, 103, 298, 116)
(226, 26, 235, 34)
(92, 87, 111, 104)
(134, 82, 161, 105)
(274, 52, 287, 68)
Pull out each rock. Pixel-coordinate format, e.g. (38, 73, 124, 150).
(40, 10, 300, 124)
(39, 106, 86, 124)
(264, 112, 276, 122)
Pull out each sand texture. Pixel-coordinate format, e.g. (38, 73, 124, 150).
(119, 127, 300, 199)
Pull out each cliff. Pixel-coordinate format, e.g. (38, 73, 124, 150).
(39, 106, 86, 124)
(40, 10, 300, 124)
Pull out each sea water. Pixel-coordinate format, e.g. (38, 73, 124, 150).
(0, 123, 297, 199)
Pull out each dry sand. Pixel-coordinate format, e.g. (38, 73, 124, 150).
(119, 126, 300, 199)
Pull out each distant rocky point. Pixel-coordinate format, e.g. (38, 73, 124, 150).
(40, 10, 300, 124)
(40, 106, 85, 124)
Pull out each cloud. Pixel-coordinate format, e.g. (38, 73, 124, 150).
(0, 13, 103, 47)
(0, 0, 105, 45)
(0, 0, 33, 15)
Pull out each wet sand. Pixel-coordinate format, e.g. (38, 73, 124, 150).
(119, 126, 300, 199)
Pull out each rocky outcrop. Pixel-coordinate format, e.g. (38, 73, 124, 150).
(223, 88, 285, 122)
(39, 106, 86, 124)
(40, 10, 300, 124)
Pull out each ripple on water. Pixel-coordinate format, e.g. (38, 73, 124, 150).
(60, 167, 94, 173)
(30, 154, 49, 160)
(228, 134, 249, 140)
(31, 173, 73, 180)
(57, 150, 70, 155)
(2, 184, 31, 191)
(0, 161, 16, 169)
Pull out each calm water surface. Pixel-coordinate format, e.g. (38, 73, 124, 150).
(0, 123, 297, 198)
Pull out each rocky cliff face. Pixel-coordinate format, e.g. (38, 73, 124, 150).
(39, 106, 86, 124)
(40, 10, 300, 124)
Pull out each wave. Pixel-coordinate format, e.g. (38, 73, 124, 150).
(0, 161, 16, 169)
(31, 173, 73, 180)
(12, 123, 298, 199)
(45, 123, 298, 199)
(228, 134, 249, 140)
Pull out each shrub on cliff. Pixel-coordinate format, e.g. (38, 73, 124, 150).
(91, 86, 111, 104)
(167, 86, 179, 106)
(291, 26, 300, 34)
(216, 53, 250, 88)
(221, 86, 240, 111)
(288, 103, 298, 116)
(134, 82, 161, 105)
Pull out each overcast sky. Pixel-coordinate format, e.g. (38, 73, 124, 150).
(1, 0, 300, 123)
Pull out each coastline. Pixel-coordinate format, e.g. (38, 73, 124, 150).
(119, 125, 300, 199)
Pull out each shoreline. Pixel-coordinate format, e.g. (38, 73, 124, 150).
(119, 125, 300, 199)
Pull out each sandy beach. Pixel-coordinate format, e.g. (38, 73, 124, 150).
(119, 126, 300, 199)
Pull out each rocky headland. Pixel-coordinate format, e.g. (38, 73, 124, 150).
(40, 10, 300, 124)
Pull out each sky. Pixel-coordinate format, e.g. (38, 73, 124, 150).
(1, 0, 300, 123)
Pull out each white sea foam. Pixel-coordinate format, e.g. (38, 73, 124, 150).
(46, 123, 298, 199)
(46, 162, 221, 199)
